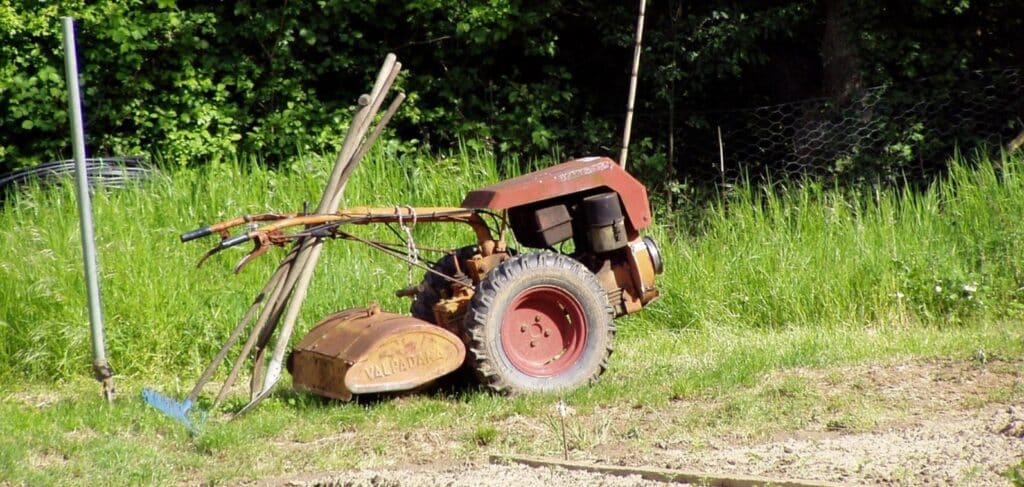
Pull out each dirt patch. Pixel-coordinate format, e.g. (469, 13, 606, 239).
(659, 405, 1023, 485)
(639, 359, 1024, 486)
(266, 359, 1024, 486)
(993, 405, 1024, 438)
(6, 390, 59, 409)
(260, 462, 674, 487)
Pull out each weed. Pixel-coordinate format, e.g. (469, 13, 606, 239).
(1005, 459, 1024, 487)
(469, 425, 498, 446)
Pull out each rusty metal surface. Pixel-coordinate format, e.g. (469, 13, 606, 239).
(461, 157, 652, 232)
(289, 305, 465, 400)
(432, 287, 474, 333)
(592, 257, 644, 317)
(626, 238, 660, 305)
(192, 206, 497, 274)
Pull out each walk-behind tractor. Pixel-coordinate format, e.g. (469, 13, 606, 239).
(188, 157, 663, 402)
(141, 57, 661, 432)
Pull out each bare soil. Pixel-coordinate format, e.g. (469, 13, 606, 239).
(263, 359, 1024, 486)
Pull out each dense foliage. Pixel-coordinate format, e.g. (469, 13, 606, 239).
(1, 1, 1021, 177)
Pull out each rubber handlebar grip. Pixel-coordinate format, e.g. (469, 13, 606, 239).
(180, 227, 212, 243)
(219, 234, 252, 249)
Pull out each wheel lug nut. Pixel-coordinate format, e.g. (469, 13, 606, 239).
(530, 340, 536, 348)
(520, 324, 527, 332)
(543, 330, 550, 337)
(534, 315, 542, 322)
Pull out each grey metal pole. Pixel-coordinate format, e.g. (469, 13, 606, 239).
(62, 17, 114, 402)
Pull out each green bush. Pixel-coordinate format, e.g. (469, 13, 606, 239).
(0, 1, 593, 170)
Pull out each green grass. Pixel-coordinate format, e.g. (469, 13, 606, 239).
(650, 151, 1024, 332)
(2, 146, 1024, 484)
(2, 324, 1020, 485)
(0, 144, 515, 382)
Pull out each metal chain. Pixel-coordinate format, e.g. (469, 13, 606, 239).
(395, 205, 419, 285)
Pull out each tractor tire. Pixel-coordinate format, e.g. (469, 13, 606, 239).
(463, 251, 615, 394)
(410, 245, 479, 322)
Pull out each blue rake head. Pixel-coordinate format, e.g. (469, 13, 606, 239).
(142, 388, 207, 434)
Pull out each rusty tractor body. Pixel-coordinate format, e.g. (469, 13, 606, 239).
(287, 304, 466, 401)
(187, 156, 663, 400)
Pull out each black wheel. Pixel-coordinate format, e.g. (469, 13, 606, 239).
(410, 245, 479, 322)
(464, 251, 614, 394)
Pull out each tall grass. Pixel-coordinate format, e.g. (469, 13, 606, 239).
(648, 150, 1024, 333)
(0, 144, 509, 383)
(1, 147, 1022, 385)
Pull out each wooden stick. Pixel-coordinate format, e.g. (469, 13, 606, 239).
(246, 238, 319, 398)
(326, 63, 402, 211)
(718, 125, 725, 184)
(328, 92, 407, 214)
(618, 0, 647, 169)
(248, 58, 403, 402)
(317, 54, 397, 213)
(343, 93, 407, 191)
(256, 97, 403, 398)
(491, 455, 852, 487)
(232, 76, 393, 399)
(213, 246, 298, 408)
(256, 240, 326, 392)
(185, 253, 288, 403)
(198, 54, 402, 410)
(1008, 128, 1024, 153)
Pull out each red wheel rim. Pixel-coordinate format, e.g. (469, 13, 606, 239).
(499, 285, 587, 377)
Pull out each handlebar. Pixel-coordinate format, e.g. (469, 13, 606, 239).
(180, 227, 213, 243)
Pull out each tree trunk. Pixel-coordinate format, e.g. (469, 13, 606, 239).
(821, 0, 863, 101)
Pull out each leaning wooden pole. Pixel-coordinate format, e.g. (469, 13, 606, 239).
(238, 56, 404, 410)
(141, 55, 406, 427)
(258, 62, 402, 391)
(213, 249, 297, 407)
(619, 0, 647, 169)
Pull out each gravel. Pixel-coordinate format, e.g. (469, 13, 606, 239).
(261, 360, 1024, 487)
(661, 404, 1024, 485)
(265, 462, 673, 487)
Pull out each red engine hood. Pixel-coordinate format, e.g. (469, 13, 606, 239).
(461, 157, 652, 231)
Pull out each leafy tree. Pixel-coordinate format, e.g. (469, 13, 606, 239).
(0, 0, 1020, 184)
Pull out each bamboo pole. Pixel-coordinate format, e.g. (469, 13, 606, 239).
(1009, 129, 1024, 153)
(717, 125, 725, 185)
(619, 0, 647, 169)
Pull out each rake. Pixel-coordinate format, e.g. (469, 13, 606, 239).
(142, 388, 206, 434)
(142, 55, 402, 431)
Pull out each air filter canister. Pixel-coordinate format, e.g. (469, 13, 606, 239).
(581, 192, 628, 253)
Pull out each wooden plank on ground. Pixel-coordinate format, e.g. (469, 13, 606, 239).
(490, 454, 856, 487)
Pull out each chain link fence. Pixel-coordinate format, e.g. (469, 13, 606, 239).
(678, 69, 1023, 186)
